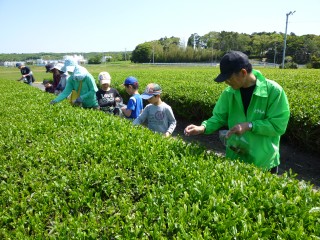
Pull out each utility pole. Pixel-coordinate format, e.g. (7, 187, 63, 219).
(211, 46, 213, 66)
(274, 42, 277, 68)
(282, 11, 295, 69)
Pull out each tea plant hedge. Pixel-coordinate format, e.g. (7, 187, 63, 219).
(79, 65, 320, 154)
(0, 68, 320, 238)
(2, 65, 320, 152)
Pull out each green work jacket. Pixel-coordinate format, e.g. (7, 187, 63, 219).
(202, 69, 290, 170)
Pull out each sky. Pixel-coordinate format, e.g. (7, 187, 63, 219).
(1, 0, 320, 54)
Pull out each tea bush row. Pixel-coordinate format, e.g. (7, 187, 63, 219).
(0, 73, 319, 238)
(2, 65, 320, 153)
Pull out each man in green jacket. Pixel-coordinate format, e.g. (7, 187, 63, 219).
(184, 51, 290, 173)
(50, 58, 99, 109)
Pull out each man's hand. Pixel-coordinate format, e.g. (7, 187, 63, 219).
(226, 122, 251, 138)
(184, 125, 205, 136)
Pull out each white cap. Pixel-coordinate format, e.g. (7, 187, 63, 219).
(98, 72, 111, 84)
(51, 63, 64, 71)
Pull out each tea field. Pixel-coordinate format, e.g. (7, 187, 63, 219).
(0, 65, 319, 238)
(10, 63, 319, 153)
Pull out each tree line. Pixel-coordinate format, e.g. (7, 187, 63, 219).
(2, 31, 320, 68)
(0, 52, 130, 64)
(131, 31, 320, 68)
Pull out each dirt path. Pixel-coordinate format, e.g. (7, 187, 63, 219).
(33, 82, 45, 91)
(172, 119, 320, 189)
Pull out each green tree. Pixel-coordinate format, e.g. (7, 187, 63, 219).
(310, 55, 320, 68)
(251, 33, 273, 56)
(88, 54, 102, 64)
(201, 31, 220, 49)
(237, 34, 252, 53)
(131, 43, 152, 63)
(159, 36, 180, 51)
(217, 31, 238, 52)
(187, 33, 200, 49)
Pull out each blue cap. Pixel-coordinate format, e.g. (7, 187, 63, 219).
(123, 76, 138, 85)
(16, 63, 22, 68)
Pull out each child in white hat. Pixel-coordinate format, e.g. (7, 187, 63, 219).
(96, 72, 122, 115)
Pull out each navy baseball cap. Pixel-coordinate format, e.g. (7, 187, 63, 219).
(45, 63, 54, 73)
(215, 51, 251, 82)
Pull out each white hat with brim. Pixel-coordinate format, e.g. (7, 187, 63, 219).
(100, 79, 111, 84)
(51, 63, 64, 72)
(98, 72, 111, 84)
